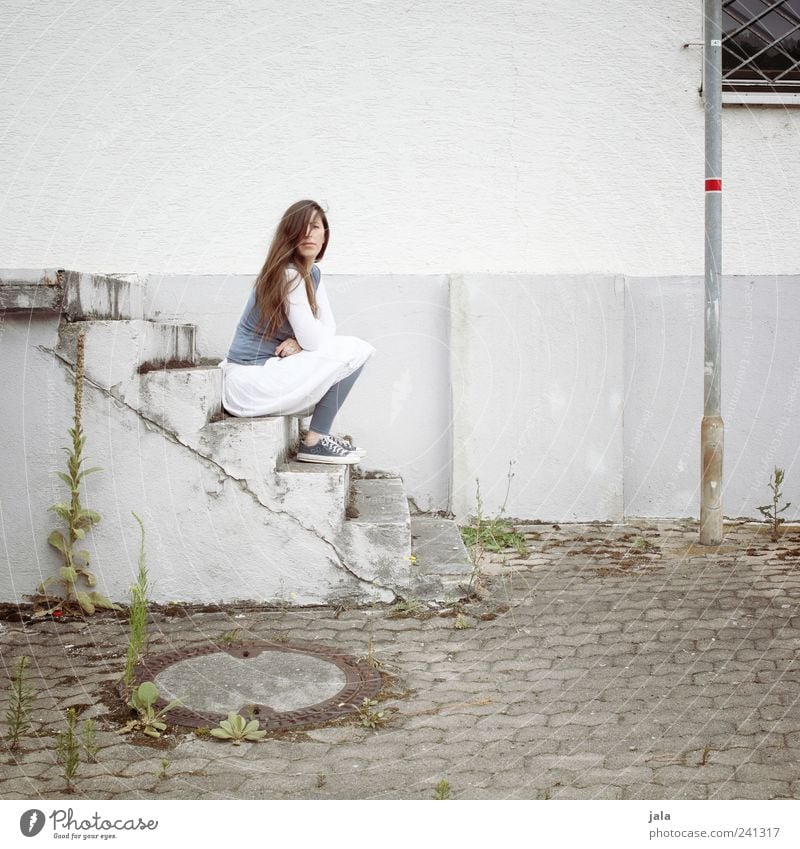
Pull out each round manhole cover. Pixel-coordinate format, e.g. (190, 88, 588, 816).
(122, 641, 382, 730)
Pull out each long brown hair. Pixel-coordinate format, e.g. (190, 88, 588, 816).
(253, 200, 330, 337)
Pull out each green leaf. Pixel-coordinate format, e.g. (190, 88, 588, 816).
(75, 509, 101, 527)
(90, 592, 122, 611)
(210, 728, 232, 739)
(60, 566, 78, 584)
(157, 699, 182, 716)
(74, 549, 91, 564)
(135, 682, 159, 709)
(48, 530, 68, 555)
(56, 471, 75, 488)
(74, 527, 86, 540)
(75, 591, 95, 615)
(78, 467, 103, 480)
(49, 503, 72, 521)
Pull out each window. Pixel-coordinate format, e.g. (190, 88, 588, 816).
(722, 0, 800, 99)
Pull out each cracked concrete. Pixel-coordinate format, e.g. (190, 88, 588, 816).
(41, 344, 393, 602)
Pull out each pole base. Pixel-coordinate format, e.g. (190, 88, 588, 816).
(699, 415, 724, 545)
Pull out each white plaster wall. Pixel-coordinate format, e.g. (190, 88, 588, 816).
(450, 275, 625, 522)
(145, 273, 452, 511)
(624, 276, 800, 520)
(2, 1, 799, 277)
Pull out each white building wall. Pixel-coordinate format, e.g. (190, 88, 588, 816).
(2, 1, 799, 277)
(145, 273, 453, 511)
(624, 276, 800, 520)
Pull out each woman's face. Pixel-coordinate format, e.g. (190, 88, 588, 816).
(296, 212, 326, 265)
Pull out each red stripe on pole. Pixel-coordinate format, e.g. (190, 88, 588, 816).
(705, 179, 722, 192)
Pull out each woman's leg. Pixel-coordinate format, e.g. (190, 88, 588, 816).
(304, 365, 364, 444)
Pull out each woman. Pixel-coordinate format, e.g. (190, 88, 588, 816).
(221, 200, 374, 464)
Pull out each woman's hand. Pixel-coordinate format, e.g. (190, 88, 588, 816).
(276, 337, 303, 357)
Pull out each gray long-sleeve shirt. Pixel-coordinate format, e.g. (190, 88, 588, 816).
(226, 264, 336, 365)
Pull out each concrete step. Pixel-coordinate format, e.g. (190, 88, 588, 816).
(135, 365, 223, 442)
(341, 477, 412, 588)
(0, 268, 144, 319)
(408, 516, 475, 600)
(275, 460, 350, 536)
(197, 416, 292, 500)
(56, 319, 196, 391)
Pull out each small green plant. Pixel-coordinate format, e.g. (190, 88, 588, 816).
(700, 744, 712, 766)
(40, 332, 118, 616)
(356, 698, 386, 729)
(315, 773, 327, 788)
(157, 757, 170, 780)
(454, 614, 471, 630)
(757, 467, 791, 541)
(269, 632, 290, 644)
(81, 718, 98, 762)
(391, 596, 425, 616)
(210, 712, 267, 744)
(359, 620, 384, 669)
(3, 656, 35, 750)
(460, 462, 528, 585)
(434, 779, 451, 800)
(120, 682, 181, 738)
(217, 629, 241, 645)
(632, 536, 656, 552)
(123, 512, 150, 687)
(57, 708, 80, 792)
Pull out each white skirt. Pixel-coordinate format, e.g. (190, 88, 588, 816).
(220, 335, 375, 417)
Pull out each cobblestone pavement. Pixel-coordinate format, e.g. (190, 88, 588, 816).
(1, 521, 799, 800)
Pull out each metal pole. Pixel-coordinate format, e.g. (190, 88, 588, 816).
(700, 0, 724, 545)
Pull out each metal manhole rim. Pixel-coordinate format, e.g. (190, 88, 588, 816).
(118, 639, 383, 731)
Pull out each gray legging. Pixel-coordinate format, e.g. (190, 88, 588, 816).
(309, 365, 364, 435)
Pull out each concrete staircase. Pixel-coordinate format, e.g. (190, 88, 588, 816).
(3, 269, 472, 606)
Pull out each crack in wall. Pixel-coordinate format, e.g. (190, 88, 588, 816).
(40, 343, 395, 597)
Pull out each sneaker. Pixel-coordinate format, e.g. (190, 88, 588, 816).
(330, 435, 366, 457)
(296, 435, 360, 465)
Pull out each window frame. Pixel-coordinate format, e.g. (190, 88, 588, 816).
(721, 0, 800, 105)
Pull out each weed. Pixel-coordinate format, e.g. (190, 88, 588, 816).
(356, 698, 387, 729)
(57, 708, 80, 792)
(631, 536, 657, 552)
(700, 744, 712, 766)
(123, 512, 150, 688)
(120, 682, 181, 738)
(315, 773, 327, 788)
(757, 467, 791, 541)
(359, 620, 384, 669)
(3, 656, 35, 750)
(391, 597, 425, 616)
(40, 332, 119, 616)
(268, 632, 290, 644)
(460, 462, 528, 588)
(157, 757, 170, 780)
(433, 779, 451, 800)
(454, 614, 471, 630)
(210, 713, 267, 744)
(217, 629, 241, 645)
(81, 718, 98, 763)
